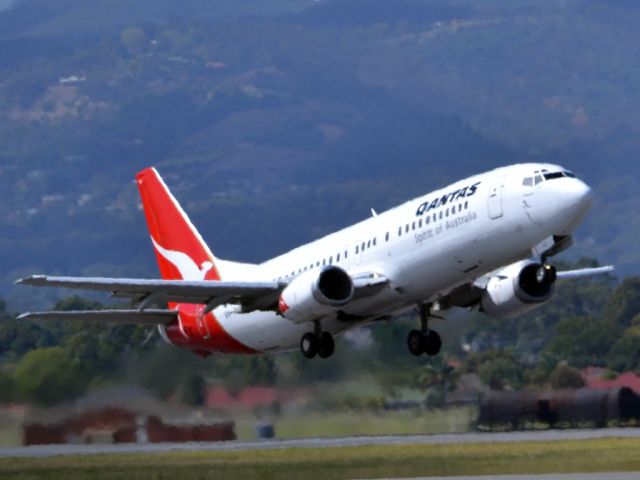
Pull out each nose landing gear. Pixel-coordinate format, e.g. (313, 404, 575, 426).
(407, 303, 442, 356)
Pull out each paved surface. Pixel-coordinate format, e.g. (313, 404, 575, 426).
(2, 428, 640, 458)
(395, 475, 640, 480)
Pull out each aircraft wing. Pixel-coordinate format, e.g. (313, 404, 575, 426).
(17, 309, 177, 325)
(16, 271, 389, 316)
(443, 264, 615, 310)
(16, 275, 283, 313)
(555, 265, 615, 279)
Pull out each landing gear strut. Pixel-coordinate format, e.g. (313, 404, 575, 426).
(300, 322, 335, 359)
(407, 303, 442, 356)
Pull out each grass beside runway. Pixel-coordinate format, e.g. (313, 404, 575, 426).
(2, 437, 640, 479)
(234, 407, 477, 440)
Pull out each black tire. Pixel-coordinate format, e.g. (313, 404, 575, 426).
(318, 331, 335, 359)
(300, 332, 318, 359)
(407, 329, 425, 356)
(424, 330, 442, 356)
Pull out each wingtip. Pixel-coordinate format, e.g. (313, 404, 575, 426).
(14, 275, 46, 286)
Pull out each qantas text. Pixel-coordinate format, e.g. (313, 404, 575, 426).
(415, 182, 481, 216)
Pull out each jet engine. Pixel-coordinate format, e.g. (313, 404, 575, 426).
(480, 260, 557, 319)
(278, 266, 354, 323)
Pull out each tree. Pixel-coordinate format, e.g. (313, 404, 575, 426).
(545, 316, 614, 368)
(607, 320, 640, 372)
(465, 350, 525, 391)
(178, 373, 206, 407)
(549, 363, 585, 389)
(0, 368, 15, 403)
(13, 347, 86, 406)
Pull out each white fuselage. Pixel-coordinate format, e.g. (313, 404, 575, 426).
(212, 163, 592, 353)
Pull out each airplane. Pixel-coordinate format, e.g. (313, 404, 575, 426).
(16, 164, 613, 359)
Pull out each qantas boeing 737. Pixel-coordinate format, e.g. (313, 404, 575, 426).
(17, 164, 612, 359)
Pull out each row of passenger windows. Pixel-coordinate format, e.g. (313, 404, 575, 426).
(275, 200, 470, 281)
(398, 200, 469, 236)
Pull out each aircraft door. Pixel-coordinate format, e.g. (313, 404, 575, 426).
(488, 178, 505, 220)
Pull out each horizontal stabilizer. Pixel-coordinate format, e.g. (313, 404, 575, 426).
(17, 309, 178, 325)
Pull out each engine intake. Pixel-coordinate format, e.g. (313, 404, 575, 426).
(279, 266, 354, 323)
(481, 261, 557, 319)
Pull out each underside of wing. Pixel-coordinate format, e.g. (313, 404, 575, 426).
(17, 309, 178, 325)
(16, 275, 283, 313)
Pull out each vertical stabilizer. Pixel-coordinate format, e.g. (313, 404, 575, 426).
(136, 168, 221, 281)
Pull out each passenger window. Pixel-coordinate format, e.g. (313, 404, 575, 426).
(464, 201, 469, 209)
(373, 238, 377, 246)
(345, 250, 348, 258)
(426, 216, 430, 225)
(458, 204, 462, 213)
(433, 213, 437, 222)
(337, 253, 341, 262)
(523, 177, 533, 186)
(367, 240, 371, 248)
(362, 241, 366, 251)
(418, 219, 422, 228)
(329, 256, 333, 264)
(385, 232, 390, 242)
(322, 259, 326, 266)
(398, 226, 402, 236)
(446, 208, 449, 217)
(355, 245, 359, 254)
(405, 224, 409, 233)
(439, 211, 443, 220)
(412, 222, 416, 231)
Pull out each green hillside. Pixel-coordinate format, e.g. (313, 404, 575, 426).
(1, 0, 639, 308)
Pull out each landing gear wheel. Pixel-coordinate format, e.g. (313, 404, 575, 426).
(300, 332, 319, 359)
(318, 331, 335, 359)
(423, 330, 442, 356)
(407, 329, 425, 356)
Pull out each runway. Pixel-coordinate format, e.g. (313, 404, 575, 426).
(2, 427, 640, 458)
(395, 475, 640, 480)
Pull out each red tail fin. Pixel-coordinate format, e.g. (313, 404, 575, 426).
(136, 168, 221, 281)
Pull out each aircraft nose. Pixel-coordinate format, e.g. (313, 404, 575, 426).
(558, 178, 593, 219)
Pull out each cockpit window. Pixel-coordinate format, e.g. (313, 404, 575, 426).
(523, 177, 533, 186)
(534, 175, 543, 185)
(564, 171, 576, 178)
(543, 172, 564, 181)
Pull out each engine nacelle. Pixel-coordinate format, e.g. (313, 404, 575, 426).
(278, 266, 354, 323)
(481, 260, 557, 320)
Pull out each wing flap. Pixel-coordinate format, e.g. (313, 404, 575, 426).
(17, 309, 178, 325)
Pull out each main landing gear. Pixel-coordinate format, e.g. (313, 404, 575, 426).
(300, 322, 335, 359)
(407, 303, 442, 356)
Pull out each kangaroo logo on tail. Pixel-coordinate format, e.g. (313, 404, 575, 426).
(151, 238, 214, 281)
